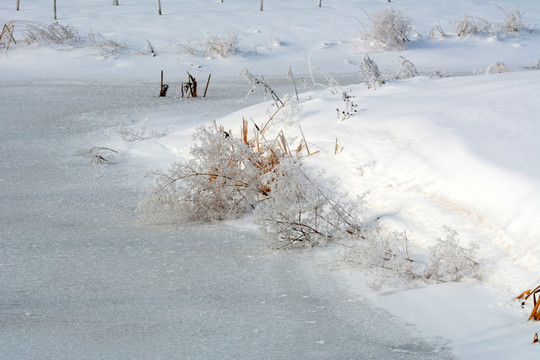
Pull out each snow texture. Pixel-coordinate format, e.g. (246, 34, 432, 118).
(1, 0, 540, 358)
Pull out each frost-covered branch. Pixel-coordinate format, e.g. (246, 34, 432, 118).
(358, 54, 384, 89)
(240, 68, 284, 106)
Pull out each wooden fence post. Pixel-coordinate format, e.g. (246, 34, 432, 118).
(159, 70, 169, 97)
(203, 74, 211, 98)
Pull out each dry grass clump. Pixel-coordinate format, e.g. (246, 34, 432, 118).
(88, 30, 127, 58)
(23, 21, 80, 45)
(358, 54, 384, 89)
(498, 5, 527, 33)
(485, 61, 512, 74)
(453, 6, 530, 37)
(354, 7, 414, 51)
(176, 32, 239, 57)
(453, 14, 492, 37)
(395, 55, 418, 80)
(342, 225, 479, 290)
(20, 22, 128, 59)
(138, 102, 312, 224)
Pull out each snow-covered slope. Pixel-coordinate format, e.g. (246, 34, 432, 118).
(2, 0, 540, 358)
(2, 0, 539, 81)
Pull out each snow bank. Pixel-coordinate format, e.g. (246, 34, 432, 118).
(2, 0, 540, 357)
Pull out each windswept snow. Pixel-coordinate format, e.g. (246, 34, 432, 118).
(1, 0, 540, 358)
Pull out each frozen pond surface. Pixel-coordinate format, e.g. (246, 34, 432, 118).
(0, 80, 453, 359)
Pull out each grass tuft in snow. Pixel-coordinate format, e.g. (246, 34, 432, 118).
(395, 55, 419, 80)
(354, 7, 414, 51)
(342, 225, 480, 291)
(425, 226, 479, 282)
(485, 61, 512, 74)
(22, 21, 80, 46)
(87, 30, 127, 59)
(453, 6, 530, 37)
(497, 5, 529, 34)
(358, 54, 384, 89)
(138, 117, 294, 224)
(175, 32, 239, 57)
(452, 14, 492, 37)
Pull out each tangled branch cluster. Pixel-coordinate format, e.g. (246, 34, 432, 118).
(255, 161, 366, 249)
(139, 119, 292, 223)
(139, 118, 479, 288)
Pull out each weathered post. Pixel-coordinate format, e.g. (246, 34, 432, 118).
(53, 0, 57, 19)
(260, 0, 263, 11)
(16, 0, 20, 11)
(159, 70, 169, 97)
(157, 0, 162, 15)
(203, 74, 211, 98)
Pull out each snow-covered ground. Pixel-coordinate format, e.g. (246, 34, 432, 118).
(1, 0, 540, 358)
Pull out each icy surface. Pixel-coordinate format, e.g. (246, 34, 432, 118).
(1, 0, 540, 357)
(0, 82, 452, 359)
